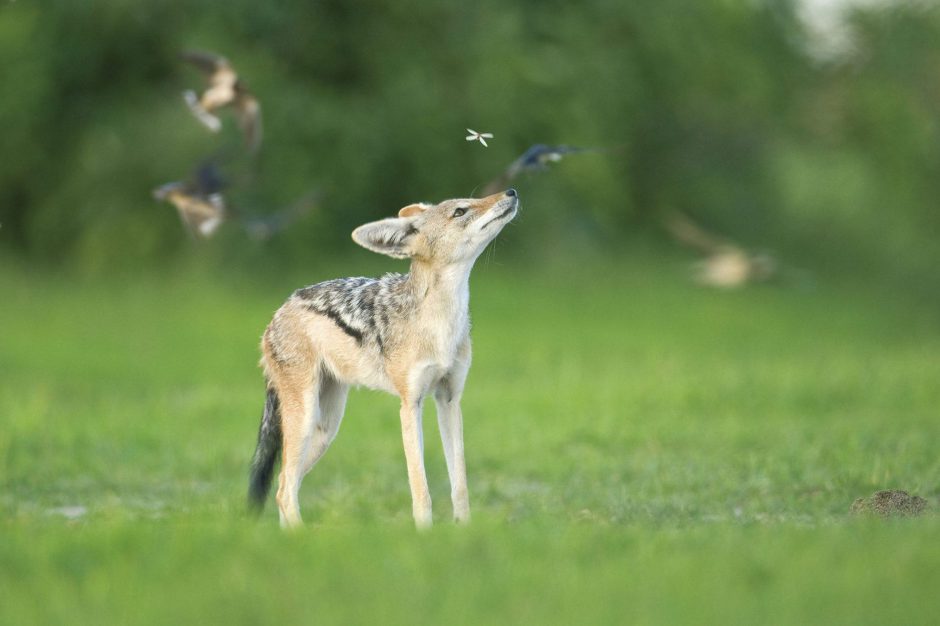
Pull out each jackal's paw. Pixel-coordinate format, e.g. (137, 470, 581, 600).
(278, 510, 304, 531)
(413, 512, 433, 531)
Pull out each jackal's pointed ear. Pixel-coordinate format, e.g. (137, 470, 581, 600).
(398, 203, 428, 218)
(351, 217, 419, 259)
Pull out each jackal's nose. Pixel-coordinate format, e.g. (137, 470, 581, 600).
(505, 188, 517, 197)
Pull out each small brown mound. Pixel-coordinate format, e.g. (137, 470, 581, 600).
(850, 490, 929, 518)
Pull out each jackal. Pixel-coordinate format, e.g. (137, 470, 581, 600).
(249, 189, 519, 528)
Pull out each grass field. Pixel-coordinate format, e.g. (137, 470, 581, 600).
(1, 251, 938, 624)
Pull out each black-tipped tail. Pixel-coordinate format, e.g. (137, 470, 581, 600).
(248, 386, 282, 513)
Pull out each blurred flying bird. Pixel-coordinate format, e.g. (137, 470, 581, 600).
(152, 161, 228, 238)
(153, 162, 318, 241)
(180, 50, 263, 153)
(466, 129, 493, 147)
(664, 210, 777, 289)
(240, 190, 320, 242)
(482, 143, 595, 195)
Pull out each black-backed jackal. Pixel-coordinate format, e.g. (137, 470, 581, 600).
(249, 189, 519, 528)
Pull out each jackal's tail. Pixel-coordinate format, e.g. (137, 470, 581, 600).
(248, 385, 282, 513)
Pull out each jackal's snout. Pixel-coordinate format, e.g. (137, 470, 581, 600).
(495, 188, 519, 213)
(481, 189, 519, 213)
(477, 190, 518, 232)
(500, 191, 519, 218)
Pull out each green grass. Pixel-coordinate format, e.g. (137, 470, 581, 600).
(1, 253, 938, 624)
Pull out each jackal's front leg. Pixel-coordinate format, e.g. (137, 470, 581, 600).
(434, 393, 470, 523)
(399, 400, 432, 529)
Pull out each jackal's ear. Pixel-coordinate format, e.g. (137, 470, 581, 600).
(351, 217, 419, 259)
(398, 203, 428, 218)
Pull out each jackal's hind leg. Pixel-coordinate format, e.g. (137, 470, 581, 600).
(275, 370, 319, 529)
(301, 373, 349, 475)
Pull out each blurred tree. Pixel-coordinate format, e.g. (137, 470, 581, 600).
(0, 0, 937, 284)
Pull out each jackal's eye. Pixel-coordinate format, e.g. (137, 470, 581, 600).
(452, 207, 468, 218)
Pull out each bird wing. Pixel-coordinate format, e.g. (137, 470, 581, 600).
(173, 197, 218, 237)
(180, 50, 231, 77)
(480, 145, 543, 195)
(663, 210, 735, 256)
(152, 181, 184, 201)
(197, 215, 225, 237)
(192, 161, 227, 196)
(207, 193, 226, 212)
(240, 190, 319, 241)
(481, 172, 512, 197)
(174, 207, 201, 239)
(515, 144, 551, 171)
(235, 93, 263, 154)
(183, 195, 228, 238)
(481, 142, 597, 194)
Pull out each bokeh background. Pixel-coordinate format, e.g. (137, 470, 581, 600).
(2, 0, 939, 285)
(2, 2, 940, 624)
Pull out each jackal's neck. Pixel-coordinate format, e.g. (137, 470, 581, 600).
(405, 260, 473, 319)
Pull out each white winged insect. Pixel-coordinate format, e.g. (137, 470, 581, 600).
(466, 128, 494, 147)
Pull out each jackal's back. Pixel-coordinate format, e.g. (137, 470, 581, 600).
(289, 273, 412, 351)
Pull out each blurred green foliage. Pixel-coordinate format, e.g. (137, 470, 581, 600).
(1, 0, 939, 279)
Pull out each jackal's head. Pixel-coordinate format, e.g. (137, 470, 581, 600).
(352, 189, 518, 264)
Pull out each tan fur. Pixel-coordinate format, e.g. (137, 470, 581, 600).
(398, 203, 428, 218)
(259, 190, 518, 528)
